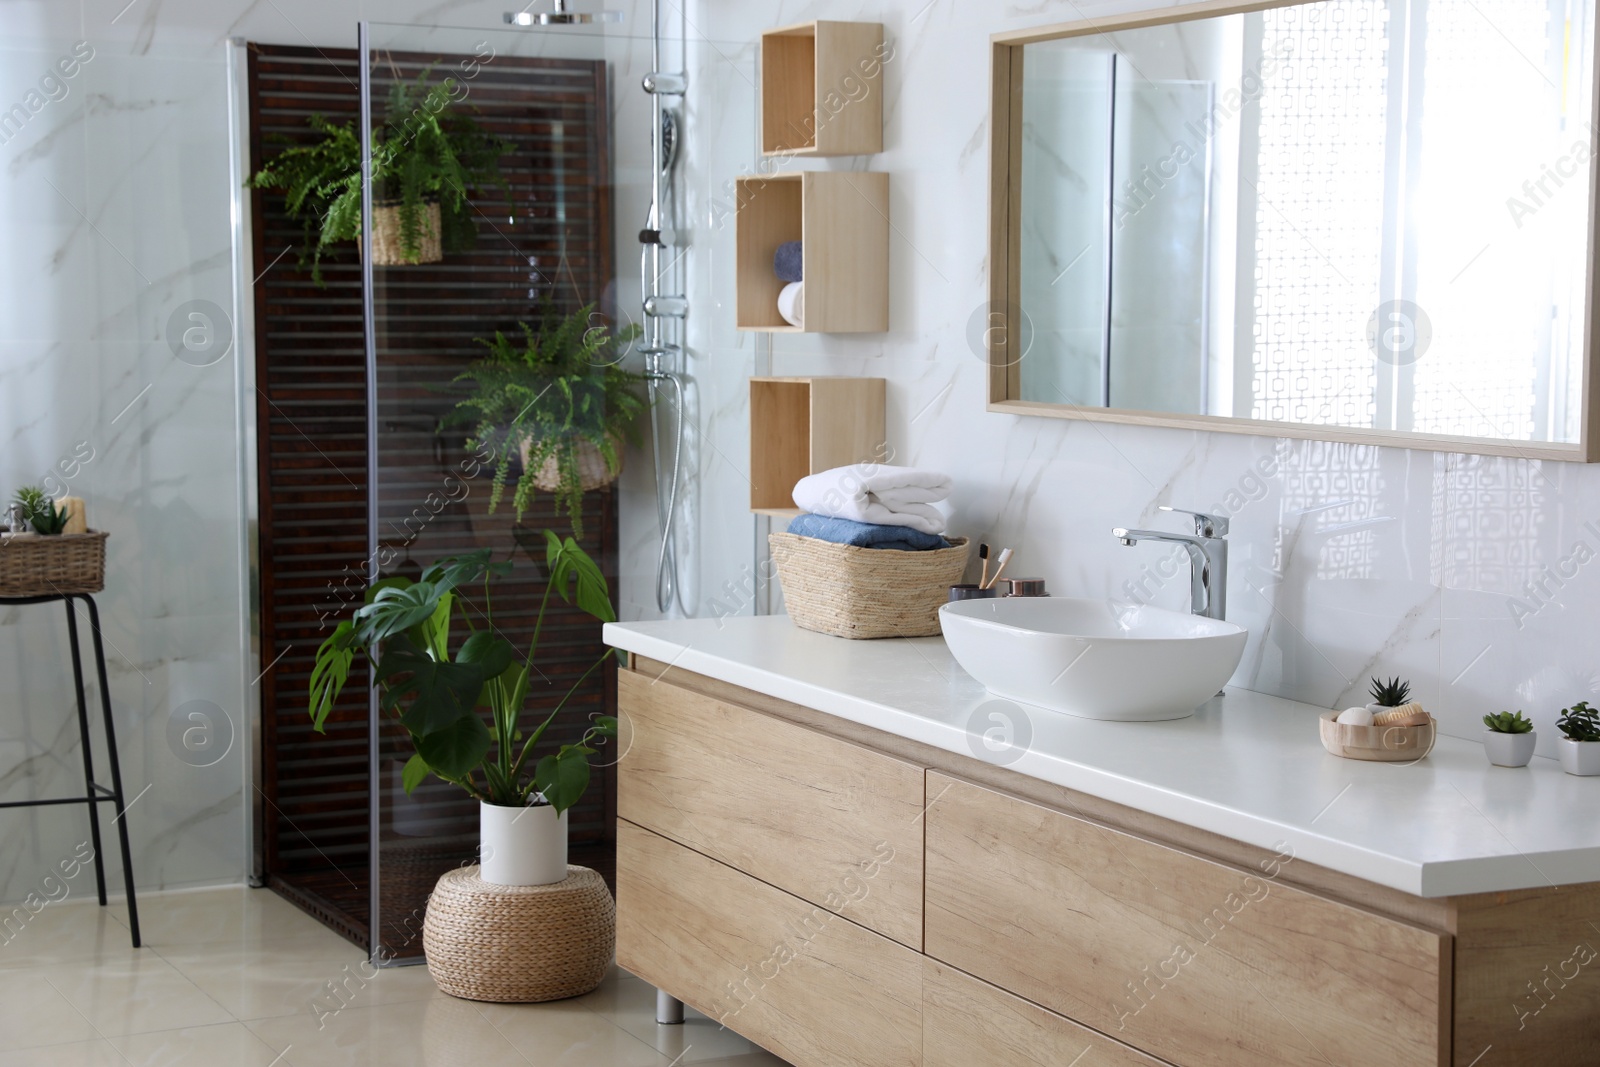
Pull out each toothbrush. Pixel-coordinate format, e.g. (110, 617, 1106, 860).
(983, 548, 1014, 590)
(978, 543, 991, 589)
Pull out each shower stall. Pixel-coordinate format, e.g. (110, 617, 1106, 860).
(237, 7, 751, 962)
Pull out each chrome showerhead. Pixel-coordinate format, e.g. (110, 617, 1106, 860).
(505, 0, 622, 25)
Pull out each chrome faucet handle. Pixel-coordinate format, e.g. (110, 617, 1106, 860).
(1159, 506, 1230, 538)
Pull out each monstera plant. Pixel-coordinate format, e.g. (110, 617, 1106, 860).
(309, 535, 615, 885)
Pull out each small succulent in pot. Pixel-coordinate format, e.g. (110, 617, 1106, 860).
(1556, 701, 1600, 776)
(10, 486, 67, 535)
(1482, 710, 1536, 768)
(1367, 676, 1412, 712)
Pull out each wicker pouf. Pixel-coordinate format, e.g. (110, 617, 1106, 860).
(423, 864, 614, 1003)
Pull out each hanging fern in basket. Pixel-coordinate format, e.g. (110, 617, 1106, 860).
(248, 68, 510, 284)
(442, 304, 647, 538)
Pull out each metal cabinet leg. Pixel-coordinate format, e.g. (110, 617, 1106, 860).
(655, 988, 685, 1025)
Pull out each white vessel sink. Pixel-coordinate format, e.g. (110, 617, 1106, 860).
(939, 597, 1248, 721)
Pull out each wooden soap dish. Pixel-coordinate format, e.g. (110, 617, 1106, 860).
(1319, 711, 1437, 762)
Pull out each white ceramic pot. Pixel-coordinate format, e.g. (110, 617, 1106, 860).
(1483, 730, 1536, 768)
(479, 801, 568, 886)
(1559, 739, 1600, 776)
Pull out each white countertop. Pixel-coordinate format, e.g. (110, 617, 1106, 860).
(604, 615, 1600, 898)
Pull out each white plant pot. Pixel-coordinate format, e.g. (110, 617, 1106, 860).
(1559, 739, 1600, 776)
(1483, 730, 1536, 768)
(479, 801, 568, 886)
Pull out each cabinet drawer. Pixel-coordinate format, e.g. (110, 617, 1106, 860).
(925, 960, 1169, 1066)
(924, 773, 1449, 1067)
(616, 820, 922, 1067)
(617, 669, 924, 948)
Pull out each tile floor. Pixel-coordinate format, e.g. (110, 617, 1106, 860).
(0, 887, 789, 1066)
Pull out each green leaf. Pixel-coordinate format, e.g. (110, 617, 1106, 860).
(421, 591, 454, 661)
(355, 581, 446, 647)
(373, 635, 487, 735)
(413, 714, 492, 781)
(533, 744, 594, 814)
(457, 631, 514, 679)
(307, 621, 356, 731)
(400, 753, 432, 794)
(547, 533, 615, 624)
(420, 549, 510, 593)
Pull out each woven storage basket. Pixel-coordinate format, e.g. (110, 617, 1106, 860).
(0, 531, 108, 596)
(423, 864, 614, 1003)
(769, 532, 970, 639)
(521, 436, 623, 493)
(369, 200, 443, 266)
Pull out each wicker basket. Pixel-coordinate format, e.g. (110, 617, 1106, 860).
(521, 436, 623, 494)
(369, 199, 443, 266)
(0, 531, 108, 596)
(769, 532, 970, 639)
(423, 864, 614, 1003)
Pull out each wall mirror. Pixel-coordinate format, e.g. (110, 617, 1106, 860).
(988, 0, 1600, 459)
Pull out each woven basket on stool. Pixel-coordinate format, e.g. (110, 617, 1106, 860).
(0, 531, 108, 596)
(423, 864, 614, 1003)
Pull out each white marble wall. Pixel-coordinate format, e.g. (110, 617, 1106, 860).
(636, 0, 1600, 759)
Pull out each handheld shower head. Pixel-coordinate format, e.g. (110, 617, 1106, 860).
(506, 0, 621, 26)
(660, 109, 680, 173)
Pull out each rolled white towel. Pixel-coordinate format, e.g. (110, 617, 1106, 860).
(777, 281, 804, 327)
(792, 464, 951, 535)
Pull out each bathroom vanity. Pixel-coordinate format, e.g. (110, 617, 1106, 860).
(604, 616, 1600, 1067)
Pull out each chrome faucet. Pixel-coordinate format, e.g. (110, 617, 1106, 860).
(1113, 506, 1230, 620)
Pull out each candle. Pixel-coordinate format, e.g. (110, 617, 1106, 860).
(58, 497, 87, 535)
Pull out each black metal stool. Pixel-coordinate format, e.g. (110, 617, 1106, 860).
(1, 593, 140, 947)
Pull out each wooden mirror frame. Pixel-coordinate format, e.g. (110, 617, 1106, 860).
(987, 0, 1600, 461)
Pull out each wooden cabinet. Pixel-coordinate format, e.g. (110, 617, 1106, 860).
(924, 961, 1167, 1067)
(614, 661, 1600, 1067)
(924, 772, 1449, 1067)
(616, 670, 924, 947)
(616, 821, 923, 1067)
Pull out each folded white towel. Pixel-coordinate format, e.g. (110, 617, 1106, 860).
(777, 281, 804, 327)
(792, 465, 952, 535)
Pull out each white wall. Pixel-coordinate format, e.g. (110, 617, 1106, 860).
(654, 0, 1600, 760)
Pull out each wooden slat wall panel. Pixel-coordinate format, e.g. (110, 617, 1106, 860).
(249, 43, 618, 955)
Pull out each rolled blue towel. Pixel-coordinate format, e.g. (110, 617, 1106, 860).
(787, 513, 951, 551)
(773, 240, 803, 283)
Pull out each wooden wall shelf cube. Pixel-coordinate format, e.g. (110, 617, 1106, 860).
(735, 171, 889, 334)
(750, 376, 886, 517)
(761, 20, 884, 157)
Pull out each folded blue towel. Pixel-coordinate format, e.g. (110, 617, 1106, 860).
(788, 513, 951, 551)
(774, 240, 803, 283)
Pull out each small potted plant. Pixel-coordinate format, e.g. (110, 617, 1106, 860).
(309, 533, 616, 885)
(9, 486, 66, 536)
(1481, 711, 1536, 768)
(1556, 701, 1600, 776)
(1367, 676, 1412, 715)
(443, 303, 646, 537)
(249, 69, 509, 283)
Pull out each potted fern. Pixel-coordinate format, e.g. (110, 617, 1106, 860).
(1481, 711, 1536, 768)
(1556, 701, 1600, 776)
(248, 69, 509, 283)
(443, 303, 646, 537)
(309, 534, 616, 885)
